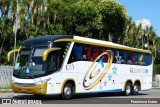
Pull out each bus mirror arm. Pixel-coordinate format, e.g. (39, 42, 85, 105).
(42, 48, 61, 61)
(7, 49, 19, 62)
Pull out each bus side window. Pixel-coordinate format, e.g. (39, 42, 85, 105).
(47, 55, 56, 71)
(68, 43, 84, 63)
(73, 44, 83, 61)
(123, 51, 127, 64)
(131, 52, 136, 64)
(47, 51, 62, 74)
(102, 48, 108, 62)
(92, 47, 99, 61)
(86, 46, 92, 61)
(145, 53, 152, 65)
(142, 54, 145, 65)
(114, 50, 124, 64)
(145, 54, 149, 65)
(112, 50, 117, 63)
(127, 51, 132, 64)
(120, 50, 125, 64)
(136, 53, 145, 65)
(81, 47, 87, 60)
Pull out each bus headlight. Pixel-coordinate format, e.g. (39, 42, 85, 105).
(35, 78, 51, 85)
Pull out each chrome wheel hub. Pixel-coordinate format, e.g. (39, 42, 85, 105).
(134, 85, 138, 92)
(126, 85, 131, 94)
(64, 87, 71, 96)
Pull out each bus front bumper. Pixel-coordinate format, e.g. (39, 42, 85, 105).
(12, 82, 47, 95)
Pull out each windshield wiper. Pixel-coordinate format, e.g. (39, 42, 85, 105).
(29, 73, 34, 79)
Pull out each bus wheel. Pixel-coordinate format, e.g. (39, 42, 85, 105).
(62, 83, 73, 99)
(132, 83, 139, 95)
(124, 83, 132, 96)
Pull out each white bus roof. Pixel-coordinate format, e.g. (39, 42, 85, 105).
(54, 35, 152, 54)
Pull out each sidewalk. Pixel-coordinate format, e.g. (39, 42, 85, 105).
(152, 87, 160, 89)
(0, 89, 12, 92)
(0, 92, 25, 98)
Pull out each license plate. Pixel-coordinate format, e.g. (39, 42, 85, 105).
(21, 88, 27, 92)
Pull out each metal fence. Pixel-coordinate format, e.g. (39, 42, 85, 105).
(153, 75, 160, 87)
(0, 66, 13, 88)
(152, 65, 160, 87)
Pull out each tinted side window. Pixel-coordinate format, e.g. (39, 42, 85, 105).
(68, 43, 85, 63)
(114, 50, 126, 64)
(111, 49, 152, 66)
(46, 42, 71, 74)
(68, 43, 112, 64)
(67, 43, 152, 66)
(145, 53, 152, 65)
(46, 51, 63, 74)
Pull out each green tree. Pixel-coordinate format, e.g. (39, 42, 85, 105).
(99, 0, 128, 43)
(1, 0, 160, 65)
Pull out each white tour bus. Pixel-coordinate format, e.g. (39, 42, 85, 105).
(8, 35, 153, 99)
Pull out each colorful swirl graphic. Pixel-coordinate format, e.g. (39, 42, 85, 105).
(83, 50, 113, 90)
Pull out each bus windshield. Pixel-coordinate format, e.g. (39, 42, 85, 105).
(13, 45, 47, 78)
(13, 42, 70, 79)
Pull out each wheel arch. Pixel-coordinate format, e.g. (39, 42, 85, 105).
(124, 79, 133, 91)
(61, 78, 76, 94)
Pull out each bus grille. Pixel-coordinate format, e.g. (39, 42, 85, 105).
(14, 83, 36, 87)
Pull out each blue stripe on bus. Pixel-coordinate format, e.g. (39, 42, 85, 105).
(98, 89, 122, 93)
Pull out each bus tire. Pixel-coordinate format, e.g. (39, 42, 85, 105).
(124, 82, 132, 96)
(132, 83, 139, 95)
(61, 83, 73, 99)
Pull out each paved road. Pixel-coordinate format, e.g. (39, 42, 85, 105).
(0, 89, 160, 104)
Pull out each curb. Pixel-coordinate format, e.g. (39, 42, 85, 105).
(152, 87, 160, 89)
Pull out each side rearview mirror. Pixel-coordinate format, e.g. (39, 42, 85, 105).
(42, 47, 61, 61)
(7, 49, 19, 62)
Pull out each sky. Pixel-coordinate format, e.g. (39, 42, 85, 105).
(117, 0, 160, 37)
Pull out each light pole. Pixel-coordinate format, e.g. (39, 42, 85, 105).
(14, 0, 18, 62)
(140, 29, 144, 49)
